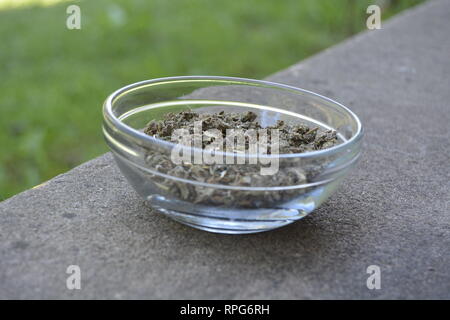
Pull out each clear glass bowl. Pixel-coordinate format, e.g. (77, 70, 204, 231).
(103, 76, 363, 234)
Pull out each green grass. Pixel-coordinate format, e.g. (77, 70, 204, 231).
(0, 0, 424, 200)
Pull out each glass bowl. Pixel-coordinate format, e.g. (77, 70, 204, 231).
(103, 76, 363, 234)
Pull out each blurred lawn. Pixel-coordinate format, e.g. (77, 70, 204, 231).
(0, 0, 424, 200)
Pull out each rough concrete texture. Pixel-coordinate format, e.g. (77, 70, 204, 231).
(1, 0, 449, 299)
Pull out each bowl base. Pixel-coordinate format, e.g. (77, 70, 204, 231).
(147, 202, 306, 234)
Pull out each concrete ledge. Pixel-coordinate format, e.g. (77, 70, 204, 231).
(1, 0, 449, 299)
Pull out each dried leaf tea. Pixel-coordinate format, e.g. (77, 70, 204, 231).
(142, 110, 339, 208)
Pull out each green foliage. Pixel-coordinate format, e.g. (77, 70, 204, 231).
(0, 0, 424, 200)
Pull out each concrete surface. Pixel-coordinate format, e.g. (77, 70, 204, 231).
(1, 0, 449, 299)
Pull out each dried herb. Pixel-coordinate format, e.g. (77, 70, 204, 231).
(144, 110, 337, 153)
(142, 110, 339, 208)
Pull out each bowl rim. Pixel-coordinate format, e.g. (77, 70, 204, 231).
(103, 75, 363, 159)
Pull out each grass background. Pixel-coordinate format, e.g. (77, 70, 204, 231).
(0, 0, 424, 200)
